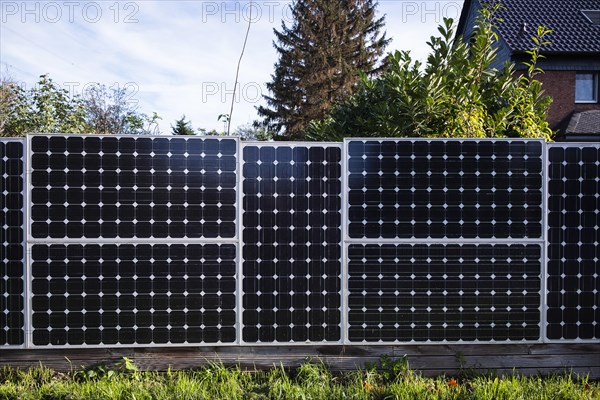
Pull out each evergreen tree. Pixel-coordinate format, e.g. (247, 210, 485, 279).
(171, 115, 196, 135)
(257, 0, 389, 140)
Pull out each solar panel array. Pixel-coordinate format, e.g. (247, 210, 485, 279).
(241, 145, 342, 343)
(345, 139, 545, 342)
(28, 135, 239, 346)
(0, 136, 598, 348)
(0, 140, 25, 346)
(546, 144, 599, 341)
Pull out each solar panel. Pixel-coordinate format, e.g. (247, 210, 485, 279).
(29, 135, 238, 240)
(347, 243, 542, 342)
(0, 139, 26, 346)
(2, 135, 594, 349)
(30, 243, 237, 346)
(346, 139, 544, 239)
(241, 144, 342, 343)
(546, 144, 599, 341)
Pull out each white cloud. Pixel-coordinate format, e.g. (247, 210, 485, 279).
(0, 0, 464, 134)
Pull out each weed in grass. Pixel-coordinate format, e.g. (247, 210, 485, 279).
(70, 356, 140, 384)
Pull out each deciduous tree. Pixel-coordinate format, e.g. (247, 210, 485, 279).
(84, 84, 161, 135)
(1, 74, 89, 136)
(0, 75, 162, 136)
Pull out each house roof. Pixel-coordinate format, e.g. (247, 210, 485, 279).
(457, 0, 600, 54)
(565, 110, 600, 135)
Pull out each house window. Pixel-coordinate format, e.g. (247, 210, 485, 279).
(575, 73, 598, 103)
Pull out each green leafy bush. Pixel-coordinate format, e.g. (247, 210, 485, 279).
(308, 4, 553, 141)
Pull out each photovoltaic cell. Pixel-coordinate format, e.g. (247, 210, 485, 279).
(31, 243, 237, 346)
(547, 145, 599, 341)
(347, 243, 542, 342)
(346, 139, 544, 239)
(242, 145, 342, 343)
(29, 135, 238, 239)
(0, 140, 25, 346)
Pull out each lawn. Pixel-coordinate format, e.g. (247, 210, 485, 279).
(0, 357, 598, 399)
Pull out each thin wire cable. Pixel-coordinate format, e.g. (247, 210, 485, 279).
(227, 0, 253, 136)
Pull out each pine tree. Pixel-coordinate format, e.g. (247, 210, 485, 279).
(171, 115, 196, 135)
(257, 0, 389, 140)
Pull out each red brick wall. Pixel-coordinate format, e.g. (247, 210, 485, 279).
(537, 71, 600, 130)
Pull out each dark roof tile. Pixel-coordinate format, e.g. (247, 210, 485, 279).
(473, 0, 600, 53)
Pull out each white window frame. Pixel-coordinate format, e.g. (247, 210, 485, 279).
(575, 72, 598, 103)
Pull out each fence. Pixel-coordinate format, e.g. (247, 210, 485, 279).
(1, 135, 598, 350)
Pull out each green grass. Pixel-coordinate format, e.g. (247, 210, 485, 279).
(0, 357, 598, 400)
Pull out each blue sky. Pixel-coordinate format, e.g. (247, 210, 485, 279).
(0, 1, 464, 134)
